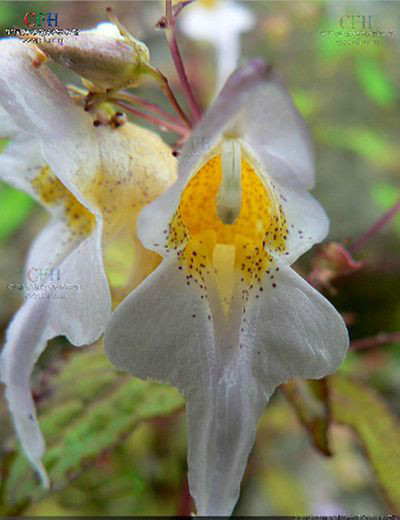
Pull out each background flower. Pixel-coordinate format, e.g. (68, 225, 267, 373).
(179, 0, 254, 93)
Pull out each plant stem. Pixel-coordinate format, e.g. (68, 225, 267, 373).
(144, 63, 192, 128)
(164, 0, 202, 124)
(350, 332, 400, 351)
(157, 69, 192, 128)
(113, 100, 189, 137)
(349, 200, 400, 254)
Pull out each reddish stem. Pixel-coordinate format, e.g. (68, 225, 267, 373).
(114, 91, 185, 127)
(164, 0, 202, 124)
(350, 332, 400, 351)
(349, 200, 400, 254)
(113, 100, 189, 137)
(156, 69, 192, 128)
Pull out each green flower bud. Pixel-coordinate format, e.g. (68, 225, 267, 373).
(35, 26, 150, 91)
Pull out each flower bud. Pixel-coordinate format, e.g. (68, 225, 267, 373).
(34, 28, 150, 91)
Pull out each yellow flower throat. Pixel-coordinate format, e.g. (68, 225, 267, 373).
(168, 144, 289, 312)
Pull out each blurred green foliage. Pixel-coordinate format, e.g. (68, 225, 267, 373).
(1, 344, 183, 515)
(356, 56, 396, 108)
(331, 374, 400, 512)
(0, 183, 36, 243)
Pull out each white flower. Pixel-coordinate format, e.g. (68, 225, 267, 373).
(105, 59, 349, 515)
(0, 39, 176, 486)
(179, 0, 255, 93)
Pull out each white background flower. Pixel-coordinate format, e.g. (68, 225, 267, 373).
(179, 0, 255, 94)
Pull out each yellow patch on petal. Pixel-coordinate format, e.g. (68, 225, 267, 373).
(32, 123, 176, 240)
(32, 166, 96, 236)
(168, 147, 288, 313)
(213, 244, 235, 311)
(85, 123, 177, 236)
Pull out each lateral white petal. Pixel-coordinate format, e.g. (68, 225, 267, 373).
(262, 175, 330, 265)
(137, 183, 183, 255)
(24, 218, 85, 283)
(105, 254, 214, 390)
(248, 266, 349, 393)
(0, 39, 99, 215)
(0, 227, 111, 484)
(105, 256, 220, 514)
(191, 265, 348, 515)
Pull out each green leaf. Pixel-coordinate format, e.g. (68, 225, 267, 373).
(356, 56, 396, 108)
(2, 344, 184, 513)
(330, 373, 400, 513)
(0, 183, 37, 242)
(282, 378, 332, 456)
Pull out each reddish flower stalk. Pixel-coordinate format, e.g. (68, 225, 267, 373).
(113, 100, 189, 137)
(113, 91, 186, 127)
(350, 332, 400, 351)
(163, 0, 202, 124)
(349, 199, 400, 254)
(156, 69, 192, 128)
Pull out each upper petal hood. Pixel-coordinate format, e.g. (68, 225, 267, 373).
(138, 60, 316, 257)
(181, 59, 315, 190)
